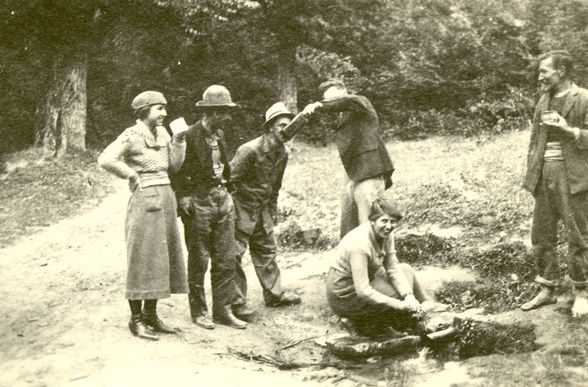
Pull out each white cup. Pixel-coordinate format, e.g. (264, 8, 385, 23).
(170, 117, 189, 135)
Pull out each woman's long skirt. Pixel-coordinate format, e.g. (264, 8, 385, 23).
(125, 184, 187, 299)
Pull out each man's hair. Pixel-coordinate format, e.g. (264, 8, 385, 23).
(538, 50, 574, 78)
(319, 79, 346, 94)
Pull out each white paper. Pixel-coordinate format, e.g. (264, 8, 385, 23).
(169, 117, 189, 135)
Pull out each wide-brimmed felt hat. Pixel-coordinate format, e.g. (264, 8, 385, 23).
(131, 91, 167, 111)
(263, 102, 295, 129)
(195, 85, 238, 108)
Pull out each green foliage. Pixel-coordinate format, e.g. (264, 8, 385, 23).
(395, 233, 454, 266)
(4, 0, 588, 154)
(438, 317, 539, 359)
(435, 278, 536, 313)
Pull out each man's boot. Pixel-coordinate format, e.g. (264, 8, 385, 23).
(128, 314, 159, 341)
(265, 291, 301, 307)
(189, 286, 215, 329)
(521, 284, 557, 311)
(213, 305, 247, 329)
(232, 303, 256, 322)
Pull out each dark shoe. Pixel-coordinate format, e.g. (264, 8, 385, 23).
(232, 304, 256, 322)
(142, 312, 175, 334)
(265, 291, 301, 308)
(129, 316, 159, 341)
(192, 314, 215, 330)
(213, 306, 247, 329)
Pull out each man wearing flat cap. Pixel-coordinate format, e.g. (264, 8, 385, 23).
(171, 85, 247, 329)
(304, 79, 395, 239)
(229, 102, 314, 317)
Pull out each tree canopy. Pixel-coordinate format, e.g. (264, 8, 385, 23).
(1, 0, 587, 156)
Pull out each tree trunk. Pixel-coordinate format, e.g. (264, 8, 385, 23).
(277, 46, 298, 114)
(37, 52, 88, 158)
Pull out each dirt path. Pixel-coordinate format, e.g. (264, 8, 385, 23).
(1, 179, 575, 387)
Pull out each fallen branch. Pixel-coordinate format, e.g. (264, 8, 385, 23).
(228, 348, 313, 370)
(280, 335, 317, 350)
(227, 347, 366, 371)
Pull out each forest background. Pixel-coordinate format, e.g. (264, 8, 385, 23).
(0, 0, 587, 157)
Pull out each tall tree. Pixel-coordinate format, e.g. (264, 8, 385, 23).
(158, 0, 386, 113)
(4, 0, 106, 157)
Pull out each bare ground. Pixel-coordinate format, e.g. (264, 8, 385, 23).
(0, 180, 476, 387)
(2, 133, 587, 386)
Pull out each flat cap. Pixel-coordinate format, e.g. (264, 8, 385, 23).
(131, 91, 167, 111)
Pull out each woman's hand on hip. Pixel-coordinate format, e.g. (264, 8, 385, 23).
(128, 172, 141, 192)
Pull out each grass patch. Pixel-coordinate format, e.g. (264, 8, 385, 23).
(0, 147, 114, 247)
(435, 279, 536, 314)
(281, 131, 533, 247)
(395, 232, 454, 266)
(434, 318, 539, 360)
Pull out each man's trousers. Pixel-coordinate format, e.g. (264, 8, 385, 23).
(180, 186, 237, 317)
(233, 207, 284, 305)
(532, 160, 588, 289)
(340, 175, 385, 239)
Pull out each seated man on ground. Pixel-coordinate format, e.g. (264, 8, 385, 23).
(326, 197, 448, 338)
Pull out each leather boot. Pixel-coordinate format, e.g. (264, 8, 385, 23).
(128, 314, 159, 341)
(265, 291, 301, 307)
(189, 286, 215, 329)
(142, 312, 176, 334)
(213, 305, 247, 329)
(193, 313, 215, 330)
(232, 303, 256, 322)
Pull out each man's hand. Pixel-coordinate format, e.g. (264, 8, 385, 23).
(301, 102, 322, 115)
(541, 113, 580, 139)
(178, 196, 193, 217)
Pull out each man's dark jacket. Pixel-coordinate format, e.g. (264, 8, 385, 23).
(318, 94, 394, 188)
(525, 83, 588, 195)
(170, 122, 231, 198)
(230, 134, 288, 235)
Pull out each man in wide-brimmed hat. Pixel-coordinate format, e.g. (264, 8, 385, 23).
(229, 102, 315, 319)
(304, 79, 395, 239)
(171, 85, 247, 329)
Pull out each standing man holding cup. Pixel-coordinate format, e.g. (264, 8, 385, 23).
(522, 50, 588, 317)
(171, 85, 247, 329)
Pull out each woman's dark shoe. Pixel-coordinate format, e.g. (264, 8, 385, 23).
(265, 292, 301, 308)
(193, 314, 215, 330)
(129, 315, 159, 341)
(142, 312, 176, 334)
(213, 306, 247, 329)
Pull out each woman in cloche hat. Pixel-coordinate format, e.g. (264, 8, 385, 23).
(98, 91, 188, 341)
